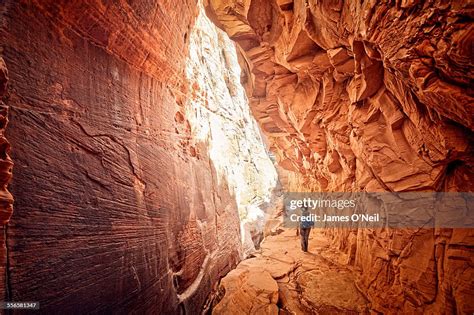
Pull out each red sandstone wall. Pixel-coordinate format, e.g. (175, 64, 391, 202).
(0, 1, 242, 313)
(1, 0, 473, 313)
(0, 56, 14, 305)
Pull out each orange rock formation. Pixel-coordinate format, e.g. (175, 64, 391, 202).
(205, 0, 473, 192)
(204, 0, 474, 313)
(0, 0, 472, 313)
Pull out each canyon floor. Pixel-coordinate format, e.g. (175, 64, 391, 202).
(212, 229, 370, 314)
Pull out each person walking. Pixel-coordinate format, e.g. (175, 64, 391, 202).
(300, 206, 314, 252)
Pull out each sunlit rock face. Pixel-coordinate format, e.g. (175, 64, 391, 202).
(0, 0, 275, 313)
(204, 0, 474, 313)
(184, 8, 278, 256)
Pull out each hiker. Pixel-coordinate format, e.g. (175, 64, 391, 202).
(300, 206, 314, 252)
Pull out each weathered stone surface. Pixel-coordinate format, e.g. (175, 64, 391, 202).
(212, 229, 369, 314)
(205, 0, 473, 192)
(204, 0, 474, 313)
(0, 59, 13, 225)
(0, 56, 14, 306)
(0, 0, 276, 313)
(0, 0, 472, 313)
(213, 268, 279, 315)
(184, 8, 278, 258)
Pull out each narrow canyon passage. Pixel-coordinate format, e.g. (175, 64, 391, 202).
(0, 0, 473, 314)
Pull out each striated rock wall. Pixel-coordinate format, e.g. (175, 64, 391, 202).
(204, 0, 474, 313)
(0, 0, 275, 313)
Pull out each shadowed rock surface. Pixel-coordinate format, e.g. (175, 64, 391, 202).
(0, 56, 14, 305)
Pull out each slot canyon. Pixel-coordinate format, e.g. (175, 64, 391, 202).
(0, 0, 473, 314)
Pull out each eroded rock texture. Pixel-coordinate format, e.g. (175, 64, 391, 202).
(184, 8, 278, 257)
(205, 0, 473, 191)
(0, 58, 14, 226)
(204, 0, 474, 313)
(0, 57, 14, 304)
(0, 0, 275, 313)
(212, 230, 369, 314)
